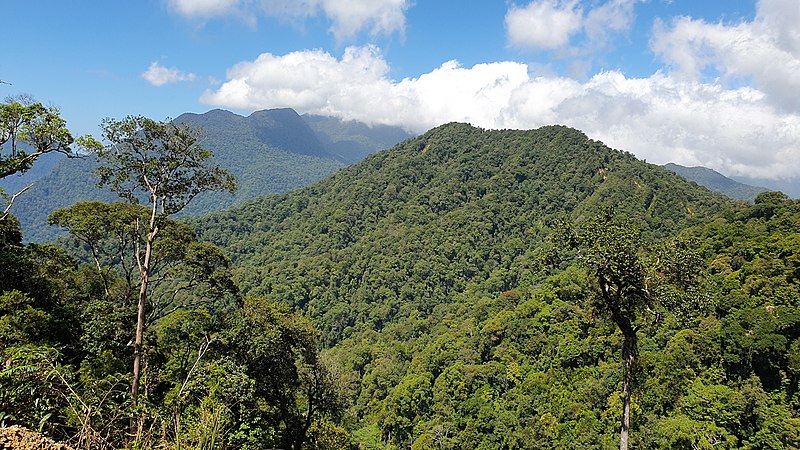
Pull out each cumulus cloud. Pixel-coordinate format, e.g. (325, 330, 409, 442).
(164, 0, 410, 40)
(201, 46, 530, 132)
(506, 0, 637, 51)
(651, 0, 800, 110)
(201, 46, 800, 180)
(141, 62, 197, 86)
(321, 0, 408, 40)
(583, 0, 637, 46)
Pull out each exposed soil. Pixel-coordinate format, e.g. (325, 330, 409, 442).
(0, 426, 74, 450)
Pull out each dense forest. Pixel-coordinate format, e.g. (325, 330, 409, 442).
(2, 101, 800, 449)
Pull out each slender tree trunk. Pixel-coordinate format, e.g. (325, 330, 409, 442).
(130, 233, 153, 436)
(619, 327, 637, 450)
(601, 280, 639, 450)
(294, 382, 317, 450)
(131, 247, 149, 404)
(132, 200, 159, 403)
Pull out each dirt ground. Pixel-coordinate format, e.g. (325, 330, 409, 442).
(0, 426, 73, 450)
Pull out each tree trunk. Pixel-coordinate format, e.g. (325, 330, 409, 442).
(130, 233, 153, 436)
(131, 258, 148, 404)
(619, 327, 637, 450)
(132, 204, 158, 407)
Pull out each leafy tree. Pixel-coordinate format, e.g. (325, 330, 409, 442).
(560, 210, 707, 450)
(0, 98, 99, 220)
(49, 200, 237, 424)
(76, 115, 236, 418)
(220, 297, 347, 450)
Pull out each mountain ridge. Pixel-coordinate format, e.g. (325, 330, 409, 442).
(2, 108, 412, 242)
(663, 162, 769, 202)
(176, 108, 336, 160)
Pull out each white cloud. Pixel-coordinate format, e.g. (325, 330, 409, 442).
(201, 46, 530, 133)
(651, 0, 800, 110)
(506, 0, 637, 51)
(320, 0, 408, 41)
(506, 1, 583, 50)
(164, 0, 410, 40)
(583, 0, 637, 46)
(201, 46, 800, 180)
(141, 62, 197, 86)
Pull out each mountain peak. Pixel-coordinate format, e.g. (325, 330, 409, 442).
(245, 108, 331, 159)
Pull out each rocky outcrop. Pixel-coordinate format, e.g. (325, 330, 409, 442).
(0, 426, 73, 450)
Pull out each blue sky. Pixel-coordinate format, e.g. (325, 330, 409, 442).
(3, 0, 799, 181)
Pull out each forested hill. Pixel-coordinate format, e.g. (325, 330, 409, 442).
(190, 124, 800, 448)
(7, 117, 800, 449)
(196, 122, 730, 344)
(4, 108, 411, 242)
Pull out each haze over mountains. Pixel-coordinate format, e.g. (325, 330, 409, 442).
(0, 108, 414, 242)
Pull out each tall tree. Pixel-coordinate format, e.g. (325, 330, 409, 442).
(91, 116, 235, 416)
(0, 98, 99, 220)
(560, 210, 706, 450)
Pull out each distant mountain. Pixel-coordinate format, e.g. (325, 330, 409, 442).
(2, 108, 411, 242)
(663, 163, 769, 202)
(302, 114, 415, 164)
(731, 175, 800, 199)
(0, 150, 65, 195)
(170, 108, 345, 218)
(177, 108, 333, 160)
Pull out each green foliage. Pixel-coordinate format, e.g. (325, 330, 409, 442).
(0, 98, 100, 223)
(49, 201, 238, 312)
(196, 123, 726, 345)
(0, 345, 66, 432)
(2, 209, 345, 449)
(0, 100, 79, 179)
(96, 115, 236, 215)
(0, 290, 52, 345)
(192, 124, 800, 448)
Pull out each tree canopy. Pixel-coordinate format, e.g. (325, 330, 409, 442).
(0, 98, 100, 221)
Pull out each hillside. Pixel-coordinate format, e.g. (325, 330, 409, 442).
(2, 109, 411, 242)
(198, 123, 729, 342)
(0, 151, 65, 195)
(191, 124, 800, 448)
(664, 163, 769, 202)
(196, 123, 800, 448)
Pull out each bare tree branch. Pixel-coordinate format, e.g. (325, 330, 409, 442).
(1, 183, 32, 221)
